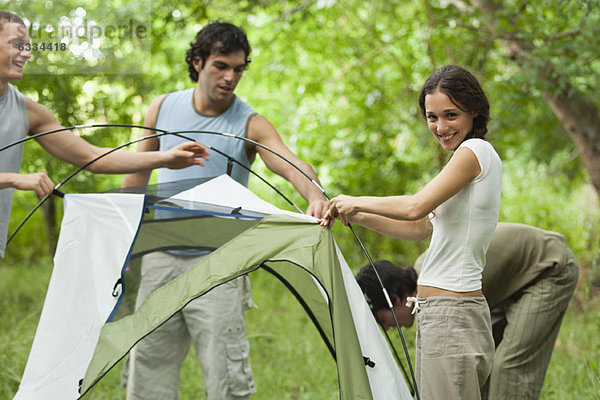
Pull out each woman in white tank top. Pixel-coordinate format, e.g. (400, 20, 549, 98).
(320, 65, 502, 400)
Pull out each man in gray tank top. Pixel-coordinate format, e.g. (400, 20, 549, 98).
(357, 223, 578, 400)
(121, 21, 328, 400)
(0, 11, 209, 258)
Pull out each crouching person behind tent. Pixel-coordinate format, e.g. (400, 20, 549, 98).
(356, 222, 579, 400)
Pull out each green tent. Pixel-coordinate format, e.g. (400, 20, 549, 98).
(15, 175, 412, 400)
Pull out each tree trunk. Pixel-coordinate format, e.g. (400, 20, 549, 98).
(543, 86, 600, 194)
(467, 0, 600, 197)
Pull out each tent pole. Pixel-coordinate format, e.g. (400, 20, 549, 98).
(382, 327, 415, 396)
(5, 124, 421, 398)
(347, 224, 421, 400)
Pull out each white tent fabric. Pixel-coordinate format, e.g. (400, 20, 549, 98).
(15, 175, 412, 399)
(14, 194, 145, 400)
(170, 174, 312, 220)
(337, 244, 413, 398)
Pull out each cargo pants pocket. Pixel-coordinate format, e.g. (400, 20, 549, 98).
(225, 342, 256, 397)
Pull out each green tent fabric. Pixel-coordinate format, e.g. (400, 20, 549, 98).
(15, 175, 412, 400)
(81, 215, 372, 398)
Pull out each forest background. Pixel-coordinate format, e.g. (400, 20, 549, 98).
(1, 0, 599, 398)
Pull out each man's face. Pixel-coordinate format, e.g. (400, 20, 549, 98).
(375, 295, 415, 331)
(0, 22, 31, 82)
(193, 47, 247, 106)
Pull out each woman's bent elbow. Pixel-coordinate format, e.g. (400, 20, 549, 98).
(404, 207, 428, 222)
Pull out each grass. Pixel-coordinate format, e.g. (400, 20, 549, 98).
(1, 260, 599, 399)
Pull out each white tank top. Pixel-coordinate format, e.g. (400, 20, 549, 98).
(417, 138, 502, 292)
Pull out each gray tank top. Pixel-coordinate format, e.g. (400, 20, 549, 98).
(154, 89, 256, 255)
(156, 89, 255, 186)
(0, 84, 29, 258)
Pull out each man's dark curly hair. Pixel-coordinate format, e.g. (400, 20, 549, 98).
(185, 20, 251, 82)
(355, 260, 418, 312)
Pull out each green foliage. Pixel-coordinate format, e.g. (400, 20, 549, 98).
(540, 304, 600, 398)
(0, 261, 52, 396)
(2, 0, 597, 295)
(2, 0, 600, 398)
(0, 0, 596, 284)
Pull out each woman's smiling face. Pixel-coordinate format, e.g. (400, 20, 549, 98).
(425, 89, 477, 151)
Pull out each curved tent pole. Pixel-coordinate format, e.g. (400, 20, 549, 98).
(4, 123, 419, 398)
(6, 131, 170, 246)
(6, 128, 303, 245)
(383, 325, 415, 396)
(347, 221, 420, 400)
(174, 130, 421, 398)
(167, 130, 421, 399)
(0, 124, 159, 153)
(0, 124, 303, 214)
(2, 125, 174, 247)
(197, 143, 303, 214)
(0, 124, 322, 207)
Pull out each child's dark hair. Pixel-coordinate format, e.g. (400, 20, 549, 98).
(356, 260, 417, 312)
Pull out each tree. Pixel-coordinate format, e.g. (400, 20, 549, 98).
(7, 0, 598, 270)
(445, 0, 600, 195)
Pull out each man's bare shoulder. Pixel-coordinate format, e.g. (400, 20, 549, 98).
(247, 113, 278, 141)
(24, 97, 60, 135)
(150, 93, 169, 108)
(144, 93, 170, 127)
(24, 96, 46, 113)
